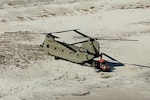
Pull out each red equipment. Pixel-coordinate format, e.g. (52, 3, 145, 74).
(92, 58, 111, 72)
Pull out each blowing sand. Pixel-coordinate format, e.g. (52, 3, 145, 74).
(0, 0, 150, 100)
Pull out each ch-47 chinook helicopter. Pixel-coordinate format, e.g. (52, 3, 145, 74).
(40, 29, 138, 72)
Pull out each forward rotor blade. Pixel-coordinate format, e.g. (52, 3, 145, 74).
(52, 29, 95, 41)
(73, 30, 92, 39)
(46, 33, 60, 38)
(52, 29, 79, 33)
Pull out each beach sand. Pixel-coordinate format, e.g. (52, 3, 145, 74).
(0, 0, 150, 100)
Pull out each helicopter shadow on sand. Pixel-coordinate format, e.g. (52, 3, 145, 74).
(101, 53, 150, 72)
(97, 53, 124, 72)
(106, 61, 124, 71)
(106, 60, 150, 72)
(107, 61, 146, 72)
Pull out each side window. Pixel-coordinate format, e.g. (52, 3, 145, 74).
(47, 45, 49, 48)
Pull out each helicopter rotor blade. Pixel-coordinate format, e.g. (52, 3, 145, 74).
(74, 36, 138, 41)
(126, 63, 150, 68)
(70, 39, 89, 45)
(52, 29, 79, 33)
(99, 53, 125, 66)
(73, 30, 94, 40)
(45, 29, 92, 40)
(51, 29, 95, 41)
(102, 53, 150, 68)
(102, 53, 121, 62)
(46, 33, 60, 38)
(95, 38, 138, 41)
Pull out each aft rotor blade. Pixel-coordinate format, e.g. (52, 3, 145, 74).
(103, 53, 150, 68)
(102, 53, 121, 62)
(95, 38, 139, 41)
(70, 40, 89, 45)
(101, 53, 125, 67)
(74, 33, 139, 41)
(125, 63, 150, 68)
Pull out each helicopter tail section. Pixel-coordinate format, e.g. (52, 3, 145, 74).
(81, 40, 100, 57)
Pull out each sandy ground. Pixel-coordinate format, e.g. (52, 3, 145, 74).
(0, 0, 150, 100)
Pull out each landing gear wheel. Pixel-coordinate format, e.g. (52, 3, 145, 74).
(91, 60, 100, 69)
(80, 62, 86, 66)
(54, 57, 59, 60)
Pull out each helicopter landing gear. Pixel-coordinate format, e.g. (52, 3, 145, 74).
(79, 62, 86, 66)
(54, 57, 60, 60)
